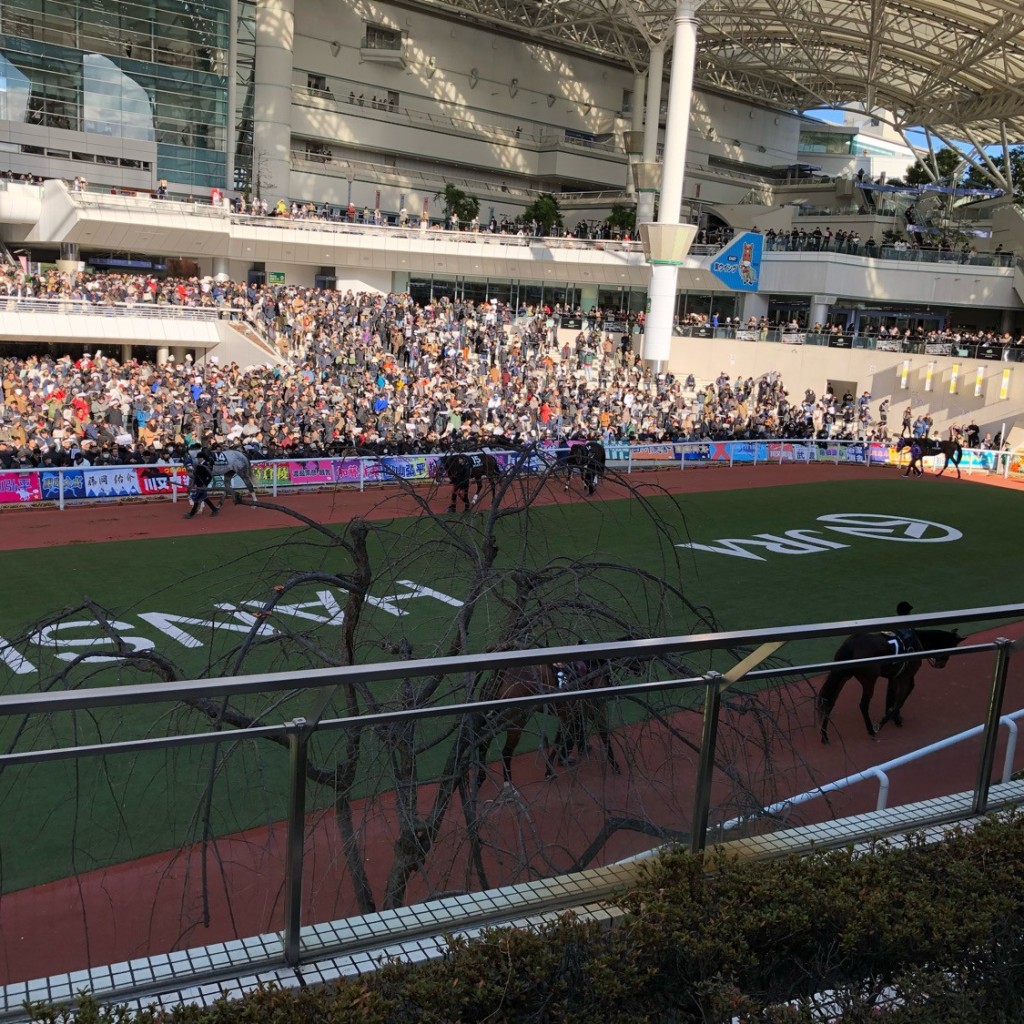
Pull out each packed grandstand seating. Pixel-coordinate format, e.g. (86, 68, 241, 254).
(0, 266, 1010, 469)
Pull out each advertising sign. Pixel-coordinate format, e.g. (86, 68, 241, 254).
(706, 231, 763, 292)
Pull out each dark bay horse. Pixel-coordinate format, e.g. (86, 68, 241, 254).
(816, 627, 962, 743)
(476, 659, 620, 788)
(896, 437, 963, 478)
(435, 452, 502, 512)
(563, 440, 606, 495)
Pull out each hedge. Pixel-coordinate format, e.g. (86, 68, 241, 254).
(26, 812, 1024, 1023)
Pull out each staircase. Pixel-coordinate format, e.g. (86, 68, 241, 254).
(221, 317, 286, 365)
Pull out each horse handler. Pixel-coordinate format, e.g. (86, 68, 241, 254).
(184, 454, 221, 519)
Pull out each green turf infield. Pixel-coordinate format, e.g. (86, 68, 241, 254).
(0, 477, 1020, 892)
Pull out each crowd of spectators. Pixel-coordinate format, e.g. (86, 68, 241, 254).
(0, 267, 1002, 471)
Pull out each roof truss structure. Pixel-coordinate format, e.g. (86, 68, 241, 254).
(403, 0, 1024, 146)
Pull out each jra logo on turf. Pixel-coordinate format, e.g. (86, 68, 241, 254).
(676, 513, 962, 561)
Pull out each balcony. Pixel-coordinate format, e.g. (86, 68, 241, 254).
(359, 36, 406, 67)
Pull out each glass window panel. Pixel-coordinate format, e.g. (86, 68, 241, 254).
(0, 55, 33, 122)
(83, 54, 154, 140)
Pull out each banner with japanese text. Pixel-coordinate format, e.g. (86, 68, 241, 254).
(0, 471, 43, 503)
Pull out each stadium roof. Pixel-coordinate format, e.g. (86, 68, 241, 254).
(410, 0, 1024, 147)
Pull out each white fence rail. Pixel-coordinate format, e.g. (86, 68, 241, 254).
(0, 439, 1013, 512)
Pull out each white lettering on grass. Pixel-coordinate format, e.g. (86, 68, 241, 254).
(33, 620, 155, 663)
(677, 514, 962, 560)
(0, 635, 36, 674)
(678, 531, 849, 561)
(137, 606, 275, 649)
(366, 581, 465, 616)
(243, 590, 345, 625)
(816, 513, 962, 543)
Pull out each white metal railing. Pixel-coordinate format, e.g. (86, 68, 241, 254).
(718, 707, 1024, 832)
(0, 297, 222, 319)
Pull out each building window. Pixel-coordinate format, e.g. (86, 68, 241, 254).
(363, 24, 401, 50)
(307, 73, 327, 93)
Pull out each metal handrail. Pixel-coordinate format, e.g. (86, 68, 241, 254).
(0, 606, 1018, 973)
(0, 606, 1018, 719)
(0, 296, 222, 318)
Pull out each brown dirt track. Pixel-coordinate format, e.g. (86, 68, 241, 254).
(2, 462, 1023, 987)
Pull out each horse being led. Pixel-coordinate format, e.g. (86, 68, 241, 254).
(816, 626, 962, 743)
(186, 446, 257, 504)
(477, 659, 619, 788)
(563, 440, 606, 495)
(895, 437, 963, 478)
(436, 451, 501, 512)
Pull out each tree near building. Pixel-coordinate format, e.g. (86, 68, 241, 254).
(605, 203, 636, 236)
(435, 182, 480, 224)
(521, 193, 563, 234)
(905, 146, 964, 187)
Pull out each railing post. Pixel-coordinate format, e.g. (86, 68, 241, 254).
(974, 639, 1014, 814)
(58, 467, 64, 511)
(691, 673, 723, 855)
(283, 717, 308, 967)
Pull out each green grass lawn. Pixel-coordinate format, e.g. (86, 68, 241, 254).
(0, 477, 1021, 892)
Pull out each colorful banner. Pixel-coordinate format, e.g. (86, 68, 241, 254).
(285, 459, 336, 486)
(950, 363, 960, 394)
(41, 468, 84, 500)
(1001, 368, 1012, 401)
(83, 468, 144, 498)
(136, 466, 190, 495)
(975, 367, 985, 398)
(0, 471, 43, 503)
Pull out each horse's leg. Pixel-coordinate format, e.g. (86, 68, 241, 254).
(816, 669, 850, 744)
(447, 483, 457, 514)
(937, 454, 947, 476)
(500, 726, 520, 787)
(471, 475, 481, 506)
(595, 709, 620, 774)
(857, 675, 878, 737)
(880, 674, 915, 730)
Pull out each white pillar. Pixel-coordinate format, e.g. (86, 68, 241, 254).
(626, 71, 646, 197)
(635, 43, 665, 225)
(642, 0, 702, 363)
(254, 0, 294, 204)
(809, 296, 831, 330)
(157, 346, 170, 366)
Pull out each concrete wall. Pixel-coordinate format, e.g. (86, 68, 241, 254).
(663, 335, 1023, 436)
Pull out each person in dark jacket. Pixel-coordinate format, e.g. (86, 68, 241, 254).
(184, 454, 220, 519)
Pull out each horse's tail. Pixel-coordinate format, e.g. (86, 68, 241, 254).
(817, 636, 856, 717)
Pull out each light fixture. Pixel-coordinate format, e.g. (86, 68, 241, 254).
(330, 40, 340, 57)
(509, 77, 519, 98)
(426, 56, 437, 78)
(546, 94, 555, 107)
(469, 67, 479, 88)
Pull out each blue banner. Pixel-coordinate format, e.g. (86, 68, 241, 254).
(41, 469, 85, 501)
(707, 231, 763, 292)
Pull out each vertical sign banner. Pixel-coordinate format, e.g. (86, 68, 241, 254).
(924, 362, 934, 392)
(949, 363, 959, 394)
(706, 231, 764, 292)
(1001, 368, 1012, 401)
(974, 367, 985, 398)
(899, 360, 910, 390)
